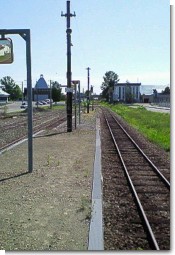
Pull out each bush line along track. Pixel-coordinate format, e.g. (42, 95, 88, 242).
(102, 108, 170, 250)
(0, 112, 67, 152)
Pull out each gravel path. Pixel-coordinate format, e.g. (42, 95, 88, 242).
(0, 111, 96, 251)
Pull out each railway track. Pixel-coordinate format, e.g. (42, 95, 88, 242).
(101, 108, 170, 250)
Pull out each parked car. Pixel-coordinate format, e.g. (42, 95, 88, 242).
(35, 101, 43, 105)
(20, 102, 28, 109)
(45, 99, 53, 104)
(41, 101, 47, 105)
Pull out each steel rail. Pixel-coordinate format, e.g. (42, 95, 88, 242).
(0, 134, 27, 153)
(105, 115, 160, 250)
(108, 109, 170, 189)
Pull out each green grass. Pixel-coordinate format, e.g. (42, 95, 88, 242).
(101, 103, 170, 152)
(0, 53, 12, 63)
(51, 104, 65, 110)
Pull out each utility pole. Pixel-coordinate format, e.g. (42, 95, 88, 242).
(91, 85, 94, 111)
(78, 81, 81, 124)
(74, 83, 77, 129)
(61, 1, 76, 132)
(50, 80, 52, 109)
(86, 67, 90, 113)
(22, 81, 24, 103)
(72, 80, 80, 128)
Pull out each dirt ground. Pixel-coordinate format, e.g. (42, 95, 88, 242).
(0, 111, 96, 251)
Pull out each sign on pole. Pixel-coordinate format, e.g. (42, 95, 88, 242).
(65, 87, 73, 93)
(72, 80, 79, 84)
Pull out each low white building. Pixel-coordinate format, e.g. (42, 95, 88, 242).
(0, 45, 10, 56)
(0, 88, 10, 103)
(113, 82, 141, 103)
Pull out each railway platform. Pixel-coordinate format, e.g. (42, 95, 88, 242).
(0, 111, 98, 251)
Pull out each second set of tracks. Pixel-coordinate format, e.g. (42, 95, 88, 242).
(101, 108, 170, 250)
(0, 109, 67, 153)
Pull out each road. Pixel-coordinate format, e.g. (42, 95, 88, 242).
(0, 101, 21, 113)
(0, 101, 33, 114)
(0, 101, 66, 114)
(129, 103, 170, 114)
(0, 102, 170, 114)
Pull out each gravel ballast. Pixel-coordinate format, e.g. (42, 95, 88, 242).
(0, 112, 96, 251)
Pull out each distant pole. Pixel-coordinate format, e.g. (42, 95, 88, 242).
(91, 85, 94, 111)
(61, 1, 76, 132)
(22, 81, 24, 103)
(36, 81, 38, 108)
(50, 80, 52, 109)
(86, 67, 90, 113)
(74, 83, 77, 129)
(78, 81, 81, 124)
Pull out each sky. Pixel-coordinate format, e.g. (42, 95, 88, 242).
(0, 0, 170, 94)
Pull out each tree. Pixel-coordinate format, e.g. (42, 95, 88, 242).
(161, 86, 170, 94)
(125, 80, 135, 103)
(125, 84, 134, 103)
(13, 85, 22, 100)
(153, 89, 158, 96)
(51, 81, 62, 102)
(101, 71, 119, 102)
(153, 89, 158, 103)
(84, 90, 88, 97)
(0, 76, 22, 100)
